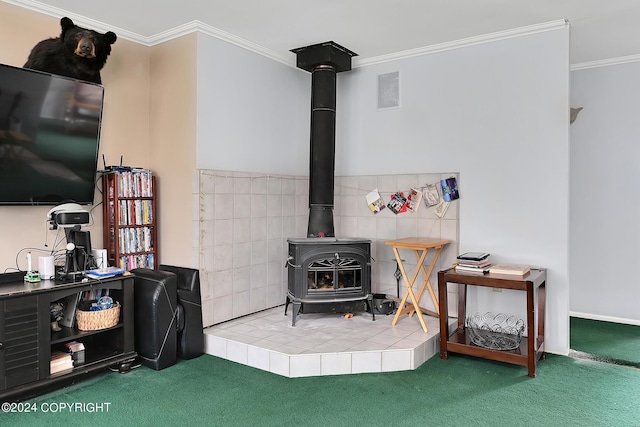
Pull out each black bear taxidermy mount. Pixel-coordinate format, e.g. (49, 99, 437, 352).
(24, 17, 117, 84)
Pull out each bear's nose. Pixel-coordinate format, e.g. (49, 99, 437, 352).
(80, 42, 92, 53)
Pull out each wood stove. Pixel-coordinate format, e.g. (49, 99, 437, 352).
(284, 42, 374, 325)
(285, 238, 373, 326)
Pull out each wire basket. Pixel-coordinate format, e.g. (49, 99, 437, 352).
(76, 302, 120, 331)
(466, 312, 525, 350)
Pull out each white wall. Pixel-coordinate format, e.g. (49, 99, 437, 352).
(337, 28, 571, 354)
(570, 61, 640, 324)
(196, 33, 309, 175)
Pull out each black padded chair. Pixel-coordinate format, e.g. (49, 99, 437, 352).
(131, 268, 178, 370)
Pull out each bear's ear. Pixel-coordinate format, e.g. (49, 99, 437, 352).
(60, 17, 74, 32)
(104, 31, 117, 45)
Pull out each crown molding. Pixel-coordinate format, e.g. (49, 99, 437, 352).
(355, 19, 569, 68)
(147, 20, 294, 67)
(2, 0, 143, 41)
(571, 53, 640, 71)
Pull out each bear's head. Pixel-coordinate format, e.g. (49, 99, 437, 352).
(59, 17, 117, 70)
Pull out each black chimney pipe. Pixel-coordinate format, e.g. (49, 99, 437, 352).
(291, 42, 357, 237)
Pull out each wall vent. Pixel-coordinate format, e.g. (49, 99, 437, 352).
(377, 71, 400, 109)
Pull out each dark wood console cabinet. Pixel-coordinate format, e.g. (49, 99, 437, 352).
(0, 273, 135, 401)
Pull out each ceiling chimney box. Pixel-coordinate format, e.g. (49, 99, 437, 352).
(291, 41, 357, 72)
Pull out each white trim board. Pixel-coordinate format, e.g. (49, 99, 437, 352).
(570, 311, 640, 327)
(571, 54, 640, 71)
(356, 19, 569, 67)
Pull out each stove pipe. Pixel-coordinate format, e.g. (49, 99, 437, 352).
(291, 42, 357, 238)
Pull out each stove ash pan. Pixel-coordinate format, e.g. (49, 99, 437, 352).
(285, 237, 374, 326)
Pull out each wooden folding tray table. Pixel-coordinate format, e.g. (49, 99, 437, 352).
(384, 237, 451, 332)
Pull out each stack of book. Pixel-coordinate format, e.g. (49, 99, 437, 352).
(50, 351, 74, 374)
(455, 252, 491, 274)
(489, 263, 531, 276)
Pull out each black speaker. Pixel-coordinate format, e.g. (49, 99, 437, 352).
(132, 266, 204, 370)
(159, 265, 204, 359)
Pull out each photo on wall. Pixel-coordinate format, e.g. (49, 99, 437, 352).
(440, 177, 459, 202)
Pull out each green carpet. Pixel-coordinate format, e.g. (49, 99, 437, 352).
(2, 353, 639, 427)
(571, 317, 640, 364)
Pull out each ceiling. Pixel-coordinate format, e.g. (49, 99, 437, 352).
(8, 0, 640, 67)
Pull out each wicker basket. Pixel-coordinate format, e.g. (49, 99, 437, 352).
(76, 302, 120, 331)
(466, 312, 525, 351)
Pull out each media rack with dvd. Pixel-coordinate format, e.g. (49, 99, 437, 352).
(102, 169, 158, 271)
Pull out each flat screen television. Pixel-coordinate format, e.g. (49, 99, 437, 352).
(0, 63, 104, 205)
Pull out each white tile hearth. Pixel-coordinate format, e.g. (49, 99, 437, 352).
(204, 306, 456, 377)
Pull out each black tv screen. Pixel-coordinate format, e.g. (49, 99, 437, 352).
(0, 63, 104, 205)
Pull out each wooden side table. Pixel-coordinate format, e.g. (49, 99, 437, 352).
(438, 267, 546, 377)
(384, 238, 451, 332)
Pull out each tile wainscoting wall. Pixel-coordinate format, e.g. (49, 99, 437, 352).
(193, 170, 460, 328)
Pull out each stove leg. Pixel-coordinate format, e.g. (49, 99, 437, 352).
(291, 301, 301, 326)
(284, 296, 290, 316)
